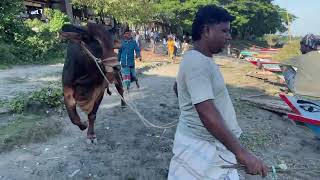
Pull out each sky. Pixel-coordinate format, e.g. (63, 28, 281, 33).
(273, 0, 320, 36)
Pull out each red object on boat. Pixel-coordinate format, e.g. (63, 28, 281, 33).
(260, 48, 279, 52)
(279, 93, 320, 137)
(287, 113, 320, 126)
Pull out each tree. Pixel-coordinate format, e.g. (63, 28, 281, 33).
(226, 0, 296, 39)
(71, 0, 155, 25)
(153, 0, 219, 33)
(71, 0, 295, 39)
(0, 0, 24, 41)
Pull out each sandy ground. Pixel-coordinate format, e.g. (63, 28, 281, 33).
(0, 53, 319, 180)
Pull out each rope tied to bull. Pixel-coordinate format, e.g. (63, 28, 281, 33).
(79, 41, 178, 129)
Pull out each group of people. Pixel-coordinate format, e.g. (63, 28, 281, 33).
(117, 29, 192, 91)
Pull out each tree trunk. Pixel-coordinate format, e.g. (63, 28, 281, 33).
(64, 0, 74, 23)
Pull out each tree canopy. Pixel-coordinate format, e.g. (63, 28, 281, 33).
(71, 0, 295, 38)
(226, 0, 295, 38)
(0, 0, 24, 41)
(0, 0, 294, 40)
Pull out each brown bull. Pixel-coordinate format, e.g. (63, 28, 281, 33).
(60, 23, 124, 143)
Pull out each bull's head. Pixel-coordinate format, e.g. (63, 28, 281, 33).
(60, 23, 122, 85)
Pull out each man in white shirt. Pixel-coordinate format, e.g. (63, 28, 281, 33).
(169, 5, 267, 180)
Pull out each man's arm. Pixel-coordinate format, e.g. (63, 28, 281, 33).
(195, 100, 267, 177)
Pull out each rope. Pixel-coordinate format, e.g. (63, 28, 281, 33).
(79, 42, 178, 129)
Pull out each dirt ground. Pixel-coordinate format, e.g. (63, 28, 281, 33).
(0, 53, 319, 180)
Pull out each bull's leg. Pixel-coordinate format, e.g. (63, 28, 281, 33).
(63, 86, 87, 130)
(115, 83, 126, 107)
(87, 93, 104, 144)
(105, 83, 112, 96)
(106, 88, 112, 95)
(114, 70, 126, 107)
(135, 78, 140, 89)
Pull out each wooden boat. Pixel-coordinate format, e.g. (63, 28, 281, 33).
(279, 93, 320, 138)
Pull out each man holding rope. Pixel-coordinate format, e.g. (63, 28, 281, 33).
(169, 5, 267, 179)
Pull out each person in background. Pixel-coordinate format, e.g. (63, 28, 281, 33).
(174, 38, 181, 57)
(281, 33, 320, 97)
(135, 31, 142, 61)
(150, 30, 156, 53)
(162, 36, 167, 55)
(181, 38, 190, 55)
(167, 36, 175, 61)
(118, 29, 141, 90)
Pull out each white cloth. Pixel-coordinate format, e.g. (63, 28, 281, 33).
(175, 41, 181, 49)
(135, 34, 140, 47)
(168, 126, 239, 180)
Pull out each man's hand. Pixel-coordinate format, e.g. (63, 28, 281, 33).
(195, 100, 268, 177)
(136, 55, 142, 61)
(236, 149, 268, 177)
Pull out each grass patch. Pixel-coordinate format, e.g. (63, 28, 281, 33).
(0, 114, 63, 152)
(231, 39, 268, 50)
(0, 99, 9, 109)
(240, 131, 278, 152)
(8, 84, 63, 113)
(0, 64, 11, 70)
(0, 82, 64, 152)
(272, 40, 301, 62)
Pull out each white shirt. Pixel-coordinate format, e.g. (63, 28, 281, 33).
(176, 50, 242, 141)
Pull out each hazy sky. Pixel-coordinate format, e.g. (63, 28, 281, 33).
(273, 0, 320, 36)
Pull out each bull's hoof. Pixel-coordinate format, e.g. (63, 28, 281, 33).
(79, 125, 87, 131)
(107, 89, 112, 95)
(86, 134, 97, 144)
(75, 121, 87, 131)
(86, 138, 98, 144)
(121, 101, 126, 109)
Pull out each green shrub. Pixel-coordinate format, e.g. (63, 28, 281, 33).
(9, 85, 63, 113)
(0, 0, 24, 42)
(1, 7, 69, 66)
(0, 41, 18, 65)
(44, 8, 70, 32)
(30, 86, 63, 107)
(9, 95, 28, 114)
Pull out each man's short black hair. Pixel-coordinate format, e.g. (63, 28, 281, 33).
(192, 5, 235, 41)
